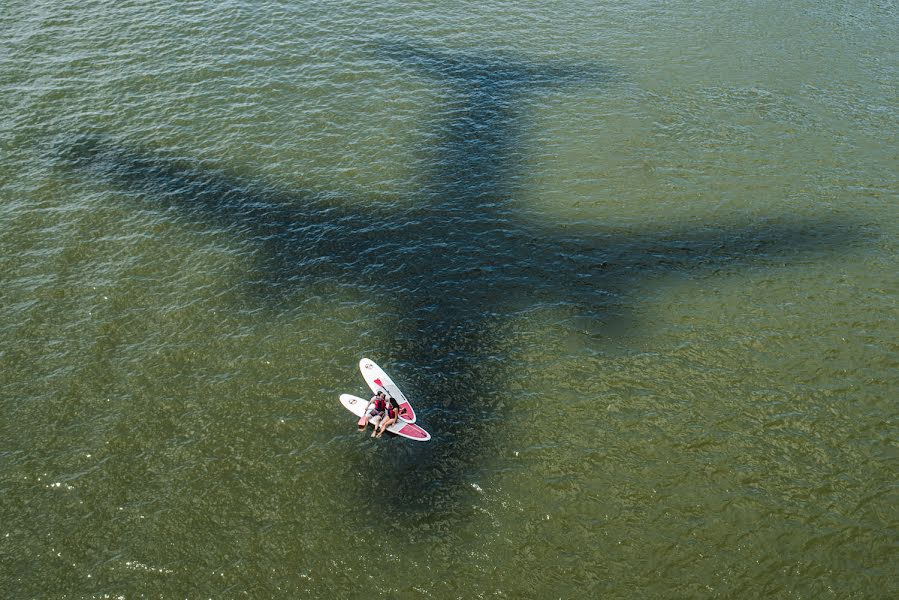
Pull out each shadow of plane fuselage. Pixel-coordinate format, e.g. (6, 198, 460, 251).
(62, 40, 861, 519)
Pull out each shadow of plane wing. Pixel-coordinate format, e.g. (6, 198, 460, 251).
(540, 216, 867, 282)
(59, 135, 395, 296)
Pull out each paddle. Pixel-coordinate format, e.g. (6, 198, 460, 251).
(358, 393, 377, 431)
(373, 377, 389, 395)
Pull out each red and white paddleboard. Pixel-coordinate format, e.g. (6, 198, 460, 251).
(358, 358, 416, 423)
(339, 394, 430, 441)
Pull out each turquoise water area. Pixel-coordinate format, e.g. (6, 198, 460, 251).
(1, 1, 896, 597)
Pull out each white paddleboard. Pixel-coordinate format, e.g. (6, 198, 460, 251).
(358, 358, 416, 423)
(339, 394, 431, 441)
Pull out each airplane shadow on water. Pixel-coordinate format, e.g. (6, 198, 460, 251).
(61, 40, 864, 521)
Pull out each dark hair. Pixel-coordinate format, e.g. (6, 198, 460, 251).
(389, 397, 399, 409)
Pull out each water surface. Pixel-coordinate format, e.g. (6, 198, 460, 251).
(1, 1, 896, 597)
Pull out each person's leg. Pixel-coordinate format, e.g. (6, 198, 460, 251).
(377, 417, 394, 438)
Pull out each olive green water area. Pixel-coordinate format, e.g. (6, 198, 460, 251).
(1, 1, 897, 598)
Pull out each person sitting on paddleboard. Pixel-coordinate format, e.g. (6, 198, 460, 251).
(375, 397, 401, 438)
(359, 391, 387, 431)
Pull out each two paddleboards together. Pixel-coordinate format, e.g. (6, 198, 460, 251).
(338, 358, 431, 442)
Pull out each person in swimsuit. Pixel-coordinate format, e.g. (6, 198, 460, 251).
(359, 391, 387, 432)
(375, 397, 401, 438)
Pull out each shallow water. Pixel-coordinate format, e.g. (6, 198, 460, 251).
(1, 1, 897, 597)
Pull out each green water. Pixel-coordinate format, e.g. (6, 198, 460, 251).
(1, 1, 896, 598)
